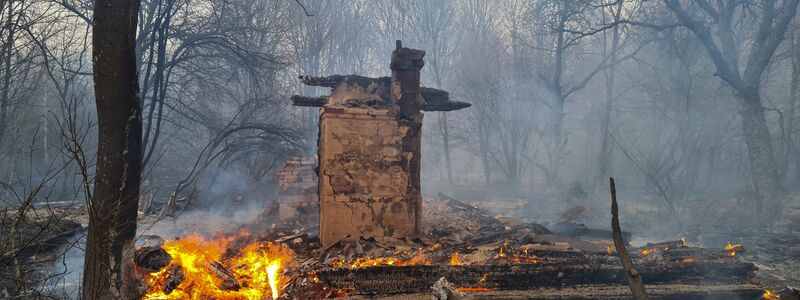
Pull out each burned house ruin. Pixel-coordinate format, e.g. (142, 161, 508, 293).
(273, 156, 318, 229)
(290, 41, 470, 246)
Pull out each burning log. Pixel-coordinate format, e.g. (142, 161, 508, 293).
(633, 240, 687, 252)
(163, 265, 184, 295)
(207, 260, 241, 291)
(135, 246, 171, 272)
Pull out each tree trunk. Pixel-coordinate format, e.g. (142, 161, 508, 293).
(83, 0, 143, 298)
(547, 99, 565, 187)
(739, 91, 781, 206)
(478, 122, 492, 185)
(438, 111, 453, 184)
(597, 2, 621, 187)
(0, 0, 15, 156)
(788, 28, 800, 186)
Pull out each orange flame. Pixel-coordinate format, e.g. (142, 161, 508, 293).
(456, 273, 493, 292)
(339, 250, 431, 269)
(640, 248, 657, 257)
(512, 255, 539, 264)
(456, 287, 495, 292)
(333, 245, 445, 269)
(680, 258, 696, 263)
(762, 289, 781, 299)
(724, 242, 742, 251)
(450, 252, 462, 266)
(144, 234, 294, 300)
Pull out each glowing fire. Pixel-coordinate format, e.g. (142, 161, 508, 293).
(680, 258, 696, 263)
(724, 242, 742, 251)
(762, 289, 780, 299)
(640, 248, 657, 257)
(338, 250, 431, 269)
(494, 242, 509, 259)
(456, 287, 495, 292)
(450, 252, 462, 266)
(723, 242, 742, 257)
(511, 255, 539, 264)
(144, 233, 294, 300)
(457, 273, 493, 292)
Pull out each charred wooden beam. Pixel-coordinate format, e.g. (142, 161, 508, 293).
(419, 87, 470, 111)
(420, 101, 471, 112)
(208, 261, 240, 290)
(295, 75, 470, 111)
(298, 75, 389, 89)
(291, 95, 329, 107)
(345, 284, 763, 300)
(163, 265, 185, 295)
(298, 74, 345, 88)
(316, 262, 756, 296)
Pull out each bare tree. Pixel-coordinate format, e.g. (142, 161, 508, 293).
(665, 0, 800, 205)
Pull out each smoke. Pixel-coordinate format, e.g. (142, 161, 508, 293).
(37, 233, 84, 299)
(139, 163, 279, 238)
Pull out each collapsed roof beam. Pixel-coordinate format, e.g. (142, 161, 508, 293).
(294, 75, 471, 112)
(290, 95, 329, 107)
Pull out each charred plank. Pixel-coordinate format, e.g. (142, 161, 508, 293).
(291, 95, 328, 107)
(208, 261, 240, 291)
(419, 88, 471, 112)
(298, 74, 389, 89)
(163, 265, 185, 295)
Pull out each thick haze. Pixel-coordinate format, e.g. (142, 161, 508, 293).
(2, 0, 800, 243)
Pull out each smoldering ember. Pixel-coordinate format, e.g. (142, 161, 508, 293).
(3, 1, 800, 300)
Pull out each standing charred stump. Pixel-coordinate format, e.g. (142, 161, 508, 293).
(610, 177, 648, 300)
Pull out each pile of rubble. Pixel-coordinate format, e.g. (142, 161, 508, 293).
(229, 194, 782, 299)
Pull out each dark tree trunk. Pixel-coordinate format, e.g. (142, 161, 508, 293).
(0, 0, 16, 155)
(438, 111, 453, 183)
(83, 0, 143, 298)
(739, 91, 781, 204)
(597, 1, 622, 187)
